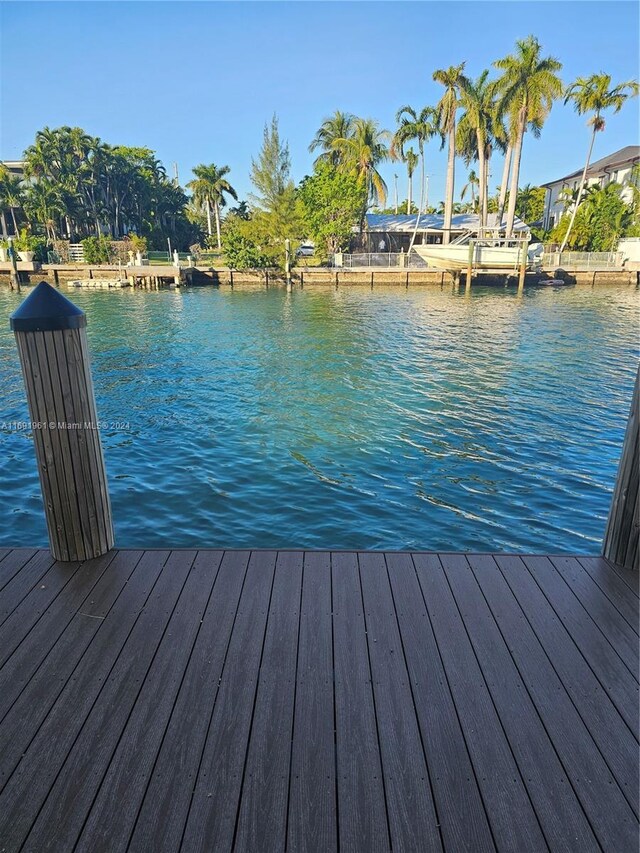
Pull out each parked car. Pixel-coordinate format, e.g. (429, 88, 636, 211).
(296, 241, 315, 257)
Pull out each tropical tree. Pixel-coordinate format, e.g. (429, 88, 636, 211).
(22, 179, 65, 241)
(433, 63, 468, 242)
(461, 170, 479, 210)
(309, 111, 355, 166)
(494, 36, 563, 236)
(392, 105, 437, 250)
(298, 160, 367, 256)
(187, 163, 237, 248)
(515, 184, 546, 223)
(405, 149, 418, 214)
(0, 168, 23, 235)
(331, 117, 390, 209)
(457, 70, 496, 226)
(559, 73, 638, 251)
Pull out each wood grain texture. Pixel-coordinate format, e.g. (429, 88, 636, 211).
(604, 366, 639, 570)
(287, 552, 337, 853)
(0, 549, 637, 853)
(14, 326, 114, 561)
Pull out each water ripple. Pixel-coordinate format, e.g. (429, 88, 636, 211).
(0, 283, 637, 553)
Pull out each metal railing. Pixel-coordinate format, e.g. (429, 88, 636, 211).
(542, 250, 624, 271)
(333, 252, 429, 269)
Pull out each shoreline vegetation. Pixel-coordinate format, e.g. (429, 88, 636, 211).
(1, 35, 638, 273)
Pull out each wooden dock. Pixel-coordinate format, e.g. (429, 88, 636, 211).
(0, 547, 637, 852)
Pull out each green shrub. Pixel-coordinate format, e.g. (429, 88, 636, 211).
(82, 236, 114, 264)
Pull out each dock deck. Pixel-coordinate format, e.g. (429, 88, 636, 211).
(0, 547, 637, 852)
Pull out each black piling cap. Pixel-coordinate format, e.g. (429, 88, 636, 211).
(10, 281, 86, 332)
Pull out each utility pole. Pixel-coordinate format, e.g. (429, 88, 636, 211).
(394, 174, 398, 214)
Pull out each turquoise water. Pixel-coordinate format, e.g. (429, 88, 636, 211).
(0, 283, 638, 553)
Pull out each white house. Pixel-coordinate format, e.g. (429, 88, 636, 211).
(542, 145, 639, 231)
(361, 213, 530, 252)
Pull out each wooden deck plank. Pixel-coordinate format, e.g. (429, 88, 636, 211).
(128, 550, 251, 853)
(413, 552, 549, 852)
(549, 557, 639, 670)
(73, 552, 223, 853)
(439, 554, 599, 851)
(0, 549, 55, 624)
(0, 548, 36, 591)
(0, 556, 85, 668)
(332, 551, 390, 853)
(495, 555, 639, 816)
(21, 551, 197, 853)
(469, 553, 637, 850)
(234, 551, 303, 852)
(0, 548, 636, 853)
(0, 550, 168, 848)
(522, 556, 639, 732)
(577, 556, 639, 628)
(358, 552, 443, 852)
(180, 550, 277, 853)
(287, 552, 338, 853)
(0, 550, 136, 730)
(385, 553, 496, 852)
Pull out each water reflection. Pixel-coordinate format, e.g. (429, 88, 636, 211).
(0, 283, 637, 553)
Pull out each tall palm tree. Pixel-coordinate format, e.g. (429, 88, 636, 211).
(461, 170, 479, 210)
(405, 149, 418, 214)
(187, 163, 237, 248)
(494, 36, 563, 236)
(309, 110, 355, 166)
(457, 70, 496, 226)
(559, 73, 638, 251)
(433, 63, 468, 243)
(3, 173, 23, 234)
(23, 179, 64, 241)
(332, 117, 390, 208)
(392, 106, 437, 250)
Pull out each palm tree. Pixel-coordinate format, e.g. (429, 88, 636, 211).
(461, 170, 479, 210)
(457, 70, 495, 226)
(309, 110, 355, 166)
(405, 149, 418, 214)
(494, 36, 563, 236)
(187, 163, 237, 248)
(559, 73, 638, 251)
(332, 117, 390, 208)
(392, 106, 437, 250)
(433, 63, 468, 243)
(2, 173, 23, 234)
(23, 179, 64, 241)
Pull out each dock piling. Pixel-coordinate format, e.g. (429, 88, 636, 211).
(10, 282, 114, 561)
(603, 366, 639, 570)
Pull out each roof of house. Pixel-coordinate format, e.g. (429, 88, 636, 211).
(365, 212, 529, 232)
(541, 145, 640, 187)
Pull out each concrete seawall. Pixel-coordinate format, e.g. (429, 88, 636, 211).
(2, 265, 638, 288)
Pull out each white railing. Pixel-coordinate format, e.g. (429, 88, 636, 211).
(542, 250, 624, 271)
(68, 243, 85, 263)
(333, 252, 429, 269)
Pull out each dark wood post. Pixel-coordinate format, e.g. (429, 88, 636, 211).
(603, 366, 639, 570)
(10, 281, 114, 561)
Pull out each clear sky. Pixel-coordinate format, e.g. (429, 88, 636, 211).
(1, 1, 638, 206)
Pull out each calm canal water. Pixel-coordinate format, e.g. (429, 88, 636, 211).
(0, 283, 638, 553)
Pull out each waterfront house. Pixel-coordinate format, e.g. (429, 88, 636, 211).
(360, 212, 530, 253)
(541, 145, 640, 231)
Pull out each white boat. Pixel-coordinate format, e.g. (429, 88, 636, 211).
(413, 233, 540, 272)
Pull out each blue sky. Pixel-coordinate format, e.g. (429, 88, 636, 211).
(1, 1, 638, 206)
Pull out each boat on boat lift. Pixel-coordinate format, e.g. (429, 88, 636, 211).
(413, 230, 543, 272)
